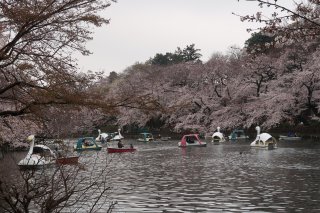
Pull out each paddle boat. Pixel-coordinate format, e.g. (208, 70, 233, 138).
(74, 137, 102, 151)
(137, 133, 154, 142)
(18, 135, 56, 169)
(279, 132, 301, 141)
(212, 127, 226, 144)
(228, 129, 249, 140)
(250, 126, 277, 150)
(110, 129, 124, 141)
(178, 134, 207, 147)
(96, 129, 109, 142)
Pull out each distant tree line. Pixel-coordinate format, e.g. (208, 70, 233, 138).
(147, 44, 202, 66)
(2, 0, 320, 145)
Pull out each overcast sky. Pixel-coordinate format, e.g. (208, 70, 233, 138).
(76, 0, 294, 75)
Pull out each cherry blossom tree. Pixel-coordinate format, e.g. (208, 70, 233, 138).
(0, 0, 115, 117)
(109, 40, 320, 132)
(237, 0, 320, 43)
(243, 54, 278, 97)
(293, 48, 320, 120)
(230, 0, 320, 128)
(0, 0, 120, 146)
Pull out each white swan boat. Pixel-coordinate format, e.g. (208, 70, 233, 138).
(250, 126, 277, 150)
(18, 135, 56, 168)
(96, 129, 109, 142)
(110, 129, 124, 141)
(212, 127, 226, 144)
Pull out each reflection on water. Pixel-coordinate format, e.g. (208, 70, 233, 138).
(108, 140, 320, 213)
(2, 139, 320, 212)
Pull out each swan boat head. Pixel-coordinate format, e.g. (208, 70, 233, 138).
(250, 126, 277, 149)
(18, 135, 56, 168)
(212, 127, 225, 142)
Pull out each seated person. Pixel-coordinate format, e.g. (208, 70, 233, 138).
(83, 139, 90, 146)
(288, 131, 296, 137)
(186, 137, 195, 143)
(101, 137, 106, 143)
(118, 140, 124, 148)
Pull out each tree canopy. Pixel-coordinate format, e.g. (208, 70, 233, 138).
(0, 0, 117, 144)
(245, 32, 275, 54)
(237, 0, 320, 43)
(148, 44, 202, 66)
(2, 0, 320, 145)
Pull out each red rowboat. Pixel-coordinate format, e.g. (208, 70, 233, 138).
(56, 156, 79, 165)
(107, 147, 136, 153)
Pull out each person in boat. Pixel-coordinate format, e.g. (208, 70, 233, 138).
(101, 136, 106, 144)
(288, 131, 296, 137)
(118, 140, 124, 148)
(83, 139, 90, 146)
(55, 147, 63, 158)
(186, 136, 194, 143)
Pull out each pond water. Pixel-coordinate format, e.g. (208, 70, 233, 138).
(105, 139, 320, 213)
(2, 139, 320, 212)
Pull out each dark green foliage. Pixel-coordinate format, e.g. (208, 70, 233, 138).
(108, 71, 119, 83)
(178, 44, 202, 62)
(148, 44, 202, 65)
(150, 53, 178, 66)
(245, 32, 275, 54)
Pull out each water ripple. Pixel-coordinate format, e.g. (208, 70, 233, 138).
(4, 139, 320, 212)
(101, 140, 320, 212)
